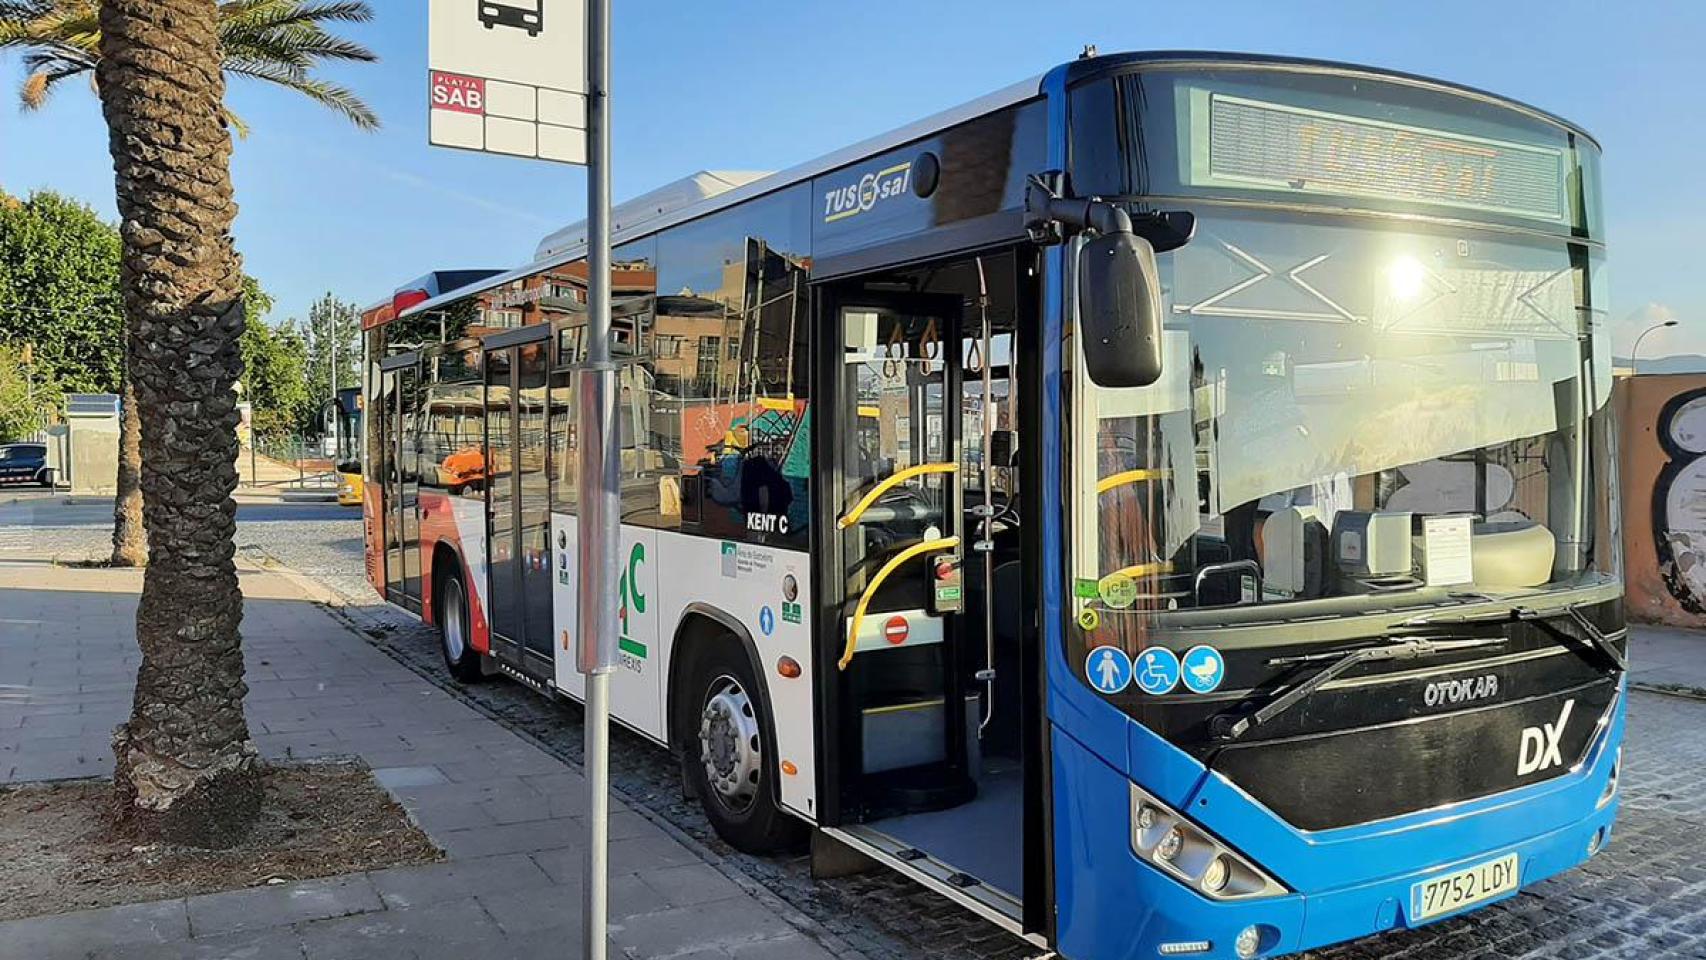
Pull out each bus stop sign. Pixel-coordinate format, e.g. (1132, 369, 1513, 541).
(428, 0, 587, 165)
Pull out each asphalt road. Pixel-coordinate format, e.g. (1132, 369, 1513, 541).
(0, 491, 353, 527)
(8, 507, 1706, 960)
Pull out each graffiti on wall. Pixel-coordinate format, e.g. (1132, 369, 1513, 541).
(1654, 387, 1706, 614)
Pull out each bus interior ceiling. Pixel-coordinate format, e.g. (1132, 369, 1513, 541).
(835, 249, 1028, 899)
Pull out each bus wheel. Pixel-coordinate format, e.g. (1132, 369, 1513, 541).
(438, 570, 483, 683)
(682, 642, 804, 854)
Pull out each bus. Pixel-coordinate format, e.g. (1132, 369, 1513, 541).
(361, 51, 1623, 960)
(324, 387, 364, 506)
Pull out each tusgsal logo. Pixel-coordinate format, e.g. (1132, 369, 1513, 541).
(1423, 673, 1499, 707)
(823, 162, 912, 223)
(1517, 699, 1575, 776)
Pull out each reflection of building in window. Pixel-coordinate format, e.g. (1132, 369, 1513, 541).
(696, 336, 722, 386)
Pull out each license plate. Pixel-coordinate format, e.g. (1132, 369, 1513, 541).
(1411, 853, 1519, 922)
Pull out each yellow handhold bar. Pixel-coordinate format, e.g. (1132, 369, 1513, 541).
(1099, 561, 1174, 590)
(839, 536, 960, 671)
(837, 462, 959, 530)
(1096, 468, 1171, 496)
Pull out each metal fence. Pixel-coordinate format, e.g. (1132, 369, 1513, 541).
(240, 433, 339, 491)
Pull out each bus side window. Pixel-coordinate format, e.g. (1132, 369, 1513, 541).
(654, 185, 812, 547)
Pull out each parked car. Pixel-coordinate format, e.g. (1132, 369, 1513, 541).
(0, 443, 53, 486)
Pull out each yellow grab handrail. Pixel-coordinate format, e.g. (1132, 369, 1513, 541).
(837, 462, 959, 529)
(1096, 468, 1171, 496)
(840, 536, 960, 671)
(1099, 561, 1174, 590)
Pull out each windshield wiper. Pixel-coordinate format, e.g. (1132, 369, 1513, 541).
(1399, 602, 1627, 672)
(1520, 603, 1628, 671)
(1210, 635, 1509, 742)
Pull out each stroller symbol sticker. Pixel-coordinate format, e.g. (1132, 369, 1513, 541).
(1181, 645, 1226, 694)
(1084, 646, 1133, 695)
(1134, 647, 1181, 696)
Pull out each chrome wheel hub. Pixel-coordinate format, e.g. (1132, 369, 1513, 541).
(698, 676, 760, 812)
(443, 580, 467, 662)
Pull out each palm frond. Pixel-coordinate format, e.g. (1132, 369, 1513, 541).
(19, 49, 89, 108)
(3, 0, 380, 130)
(225, 59, 378, 130)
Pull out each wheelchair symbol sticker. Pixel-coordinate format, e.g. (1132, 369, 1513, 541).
(1181, 645, 1226, 694)
(1134, 647, 1181, 696)
(1084, 645, 1132, 695)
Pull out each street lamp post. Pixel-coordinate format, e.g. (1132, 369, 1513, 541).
(1631, 319, 1680, 374)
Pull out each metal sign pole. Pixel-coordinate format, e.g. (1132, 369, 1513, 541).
(578, 0, 617, 958)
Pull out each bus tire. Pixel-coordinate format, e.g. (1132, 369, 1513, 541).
(437, 568, 483, 684)
(681, 640, 804, 854)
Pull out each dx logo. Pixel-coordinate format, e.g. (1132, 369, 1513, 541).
(1516, 699, 1575, 776)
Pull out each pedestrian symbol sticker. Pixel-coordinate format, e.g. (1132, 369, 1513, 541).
(1134, 647, 1181, 696)
(1181, 645, 1226, 694)
(1085, 645, 1132, 695)
(758, 606, 776, 637)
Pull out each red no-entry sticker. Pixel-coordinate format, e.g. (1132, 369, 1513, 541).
(883, 616, 909, 645)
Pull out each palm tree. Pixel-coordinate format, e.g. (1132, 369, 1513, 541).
(0, 0, 378, 567)
(91, 0, 257, 845)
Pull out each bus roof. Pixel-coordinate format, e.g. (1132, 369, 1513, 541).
(401, 50, 1597, 321)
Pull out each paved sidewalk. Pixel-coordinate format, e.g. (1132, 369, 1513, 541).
(1630, 622, 1706, 696)
(0, 558, 839, 960)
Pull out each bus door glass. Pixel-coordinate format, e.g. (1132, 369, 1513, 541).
(828, 289, 978, 812)
(381, 367, 403, 601)
(484, 337, 554, 666)
(485, 347, 520, 650)
(515, 340, 553, 660)
(398, 364, 423, 605)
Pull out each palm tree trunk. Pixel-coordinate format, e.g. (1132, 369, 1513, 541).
(97, 0, 260, 846)
(111, 363, 146, 567)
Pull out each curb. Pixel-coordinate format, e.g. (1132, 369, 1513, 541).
(1631, 681, 1706, 703)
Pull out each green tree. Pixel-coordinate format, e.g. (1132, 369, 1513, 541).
(299, 291, 358, 433)
(0, 189, 124, 394)
(0, 342, 59, 440)
(0, 0, 380, 568)
(238, 280, 312, 440)
(0, 0, 380, 133)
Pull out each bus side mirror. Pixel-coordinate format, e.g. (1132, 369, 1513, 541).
(1078, 231, 1164, 389)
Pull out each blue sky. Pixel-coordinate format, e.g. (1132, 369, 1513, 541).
(3, 0, 1701, 358)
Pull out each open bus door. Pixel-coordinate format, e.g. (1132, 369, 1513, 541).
(814, 248, 1047, 936)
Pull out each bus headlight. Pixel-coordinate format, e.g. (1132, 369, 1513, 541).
(1131, 784, 1287, 901)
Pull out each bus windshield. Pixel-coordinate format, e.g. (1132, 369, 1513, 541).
(1067, 67, 1616, 625)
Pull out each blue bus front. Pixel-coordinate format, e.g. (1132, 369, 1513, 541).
(1041, 55, 1622, 959)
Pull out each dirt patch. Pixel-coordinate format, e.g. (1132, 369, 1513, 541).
(0, 760, 441, 922)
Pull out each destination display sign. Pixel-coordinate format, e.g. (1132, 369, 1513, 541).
(1188, 90, 1566, 221)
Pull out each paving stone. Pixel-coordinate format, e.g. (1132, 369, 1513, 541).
(89, 926, 308, 960)
(727, 935, 841, 960)
(292, 897, 499, 960)
(639, 863, 748, 908)
(187, 875, 384, 938)
(371, 766, 450, 790)
(368, 854, 553, 910)
(434, 820, 583, 859)
(611, 899, 798, 958)
(0, 899, 189, 960)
